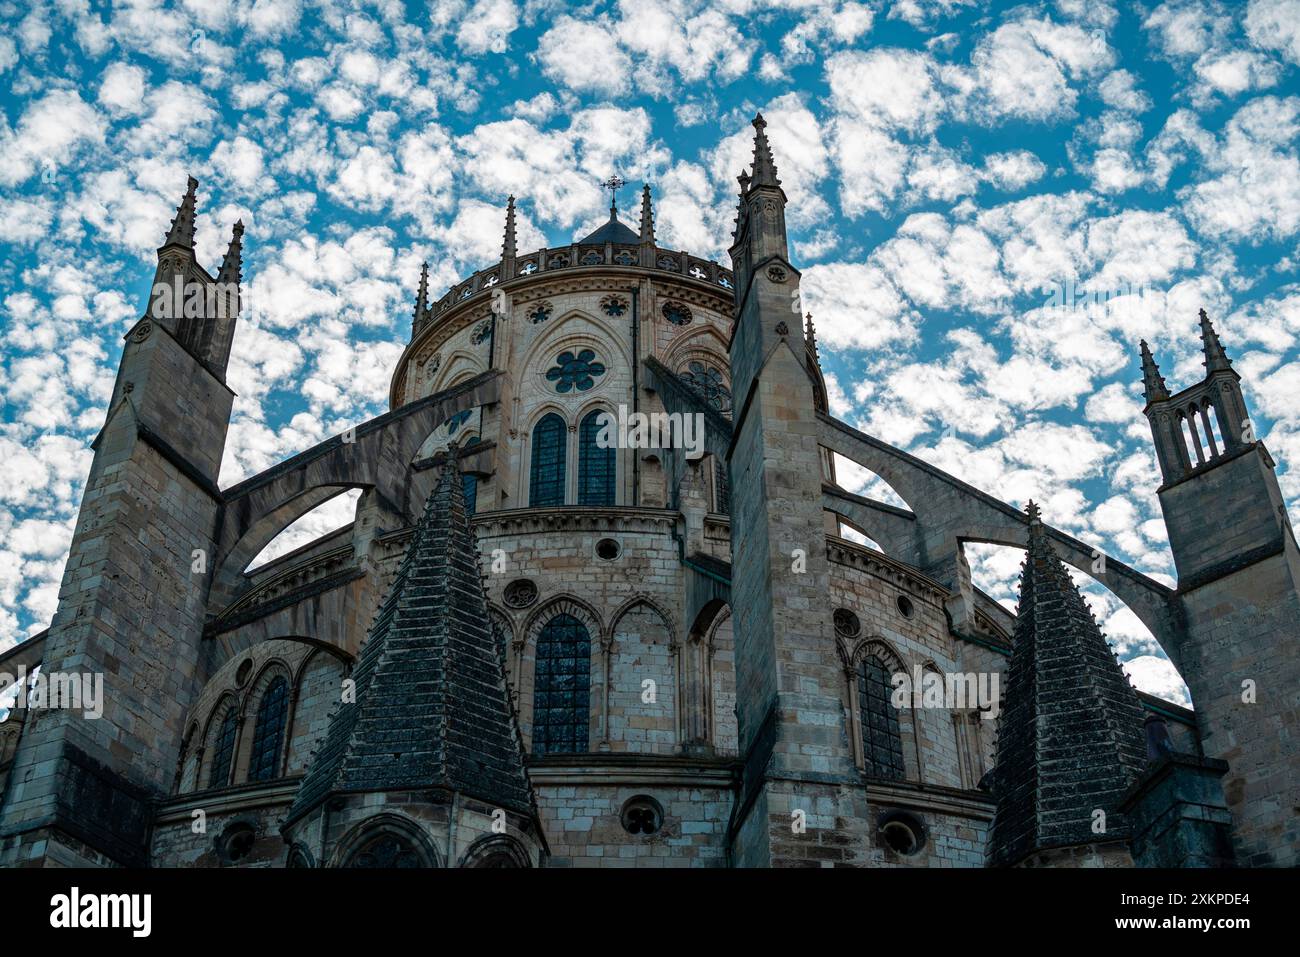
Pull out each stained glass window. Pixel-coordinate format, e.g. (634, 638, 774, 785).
(208, 706, 239, 789)
(532, 613, 591, 755)
(662, 301, 693, 325)
(529, 413, 566, 507)
(347, 834, 423, 868)
(714, 458, 729, 513)
(678, 361, 732, 413)
(248, 676, 288, 782)
(546, 349, 605, 393)
(858, 655, 905, 780)
(578, 410, 615, 506)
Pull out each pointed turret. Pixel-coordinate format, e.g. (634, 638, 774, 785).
(1139, 339, 1169, 404)
(284, 459, 537, 829)
(804, 311, 819, 364)
(501, 195, 517, 260)
(987, 503, 1148, 867)
(748, 113, 781, 189)
(638, 183, 655, 245)
(1199, 308, 1233, 374)
(217, 220, 243, 285)
(161, 176, 198, 252)
(413, 261, 429, 329)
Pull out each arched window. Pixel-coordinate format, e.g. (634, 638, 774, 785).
(532, 613, 591, 755)
(345, 833, 424, 868)
(208, 706, 239, 789)
(462, 436, 481, 515)
(529, 413, 566, 507)
(858, 654, 905, 780)
(578, 410, 615, 506)
(247, 676, 289, 782)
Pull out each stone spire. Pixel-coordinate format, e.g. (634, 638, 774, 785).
(638, 183, 655, 245)
(1139, 340, 1169, 404)
(502, 195, 517, 260)
(161, 176, 198, 251)
(413, 261, 429, 328)
(988, 502, 1148, 867)
(747, 113, 781, 191)
(804, 311, 819, 364)
(1199, 308, 1233, 374)
(284, 460, 536, 828)
(217, 220, 243, 285)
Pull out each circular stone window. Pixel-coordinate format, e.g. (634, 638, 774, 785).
(661, 301, 693, 326)
(595, 538, 621, 561)
(503, 579, 538, 609)
(878, 812, 925, 856)
(217, 822, 257, 864)
(235, 658, 253, 687)
(833, 608, 861, 638)
(621, 796, 664, 836)
(896, 595, 915, 619)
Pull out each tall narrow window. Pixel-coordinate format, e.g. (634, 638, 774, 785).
(532, 613, 591, 755)
(858, 654, 905, 780)
(578, 410, 615, 506)
(529, 413, 566, 507)
(714, 458, 729, 513)
(208, 706, 239, 789)
(247, 676, 289, 782)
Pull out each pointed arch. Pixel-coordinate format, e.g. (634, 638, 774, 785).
(578, 407, 616, 506)
(331, 812, 442, 868)
(528, 412, 568, 507)
(607, 594, 679, 753)
(519, 596, 603, 756)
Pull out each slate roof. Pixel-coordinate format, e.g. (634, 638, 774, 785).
(284, 460, 535, 826)
(987, 503, 1148, 867)
(579, 211, 639, 246)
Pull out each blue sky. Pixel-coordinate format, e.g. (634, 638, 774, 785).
(2, 0, 1299, 705)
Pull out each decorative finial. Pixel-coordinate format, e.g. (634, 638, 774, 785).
(502, 195, 517, 260)
(217, 219, 244, 285)
(1139, 339, 1170, 403)
(601, 175, 625, 219)
(1198, 308, 1233, 374)
(639, 183, 655, 245)
(804, 311, 819, 362)
(748, 113, 781, 189)
(162, 175, 199, 251)
(413, 261, 429, 325)
(1026, 500, 1042, 527)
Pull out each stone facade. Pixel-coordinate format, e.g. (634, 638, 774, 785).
(0, 119, 1294, 869)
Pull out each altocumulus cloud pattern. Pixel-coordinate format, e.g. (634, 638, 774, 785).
(3, 0, 1300, 711)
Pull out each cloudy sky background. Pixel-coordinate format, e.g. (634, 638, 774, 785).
(3, 0, 1300, 706)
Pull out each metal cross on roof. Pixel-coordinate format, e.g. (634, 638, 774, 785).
(602, 175, 625, 213)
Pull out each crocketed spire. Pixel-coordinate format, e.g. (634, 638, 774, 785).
(284, 459, 535, 827)
(1199, 308, 1233, 374)
(161, 176, 199, 251)
(639, 183, 655, 245)
(988, 502, 1148, 867)
(217, 220, 243, 285)
(502, 195, 517, 260)
(1139, 339, 1170, 404)
(413, 261, 429, 326)
(747, 113, 781, 190)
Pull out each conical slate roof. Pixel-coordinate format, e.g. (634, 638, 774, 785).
(285, 460, 534, 826)
(988, 504, 1148, 867)
(579, 210, 639, 246)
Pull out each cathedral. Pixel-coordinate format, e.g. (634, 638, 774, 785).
(0, 117, 1296, 868)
